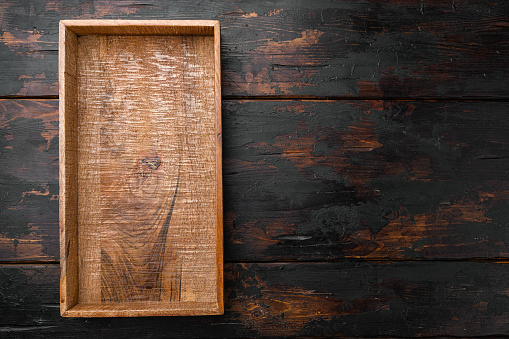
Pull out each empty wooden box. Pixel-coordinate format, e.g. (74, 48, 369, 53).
(59, 20, 223, 317)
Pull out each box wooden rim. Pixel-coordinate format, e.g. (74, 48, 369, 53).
(59, 20, 223, 317)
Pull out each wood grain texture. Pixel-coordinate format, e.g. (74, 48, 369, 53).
(2, 263, 509, 337)
(62, 19, 216, 35)
(0, 0, 508, 98)
(77, 33, 218, 309)
(213, 21, 224, 313)
(3, 100, 508, 262)
(222, 100, 509, 261)
(1, 0, 507, 336)
(59, 21, 222, 316)
(58, 21, 79, 314)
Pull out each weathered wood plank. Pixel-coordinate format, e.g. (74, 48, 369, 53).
(1, 100, 508, 262)
(1, 263, 508, 337)
(223, 100, 509, 261)
(0, 99, 59, 261)
(0, 0, 507, 98)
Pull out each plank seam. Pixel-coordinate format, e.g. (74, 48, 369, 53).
(2, 258, 509, 266)
(2, 95, 509, 102)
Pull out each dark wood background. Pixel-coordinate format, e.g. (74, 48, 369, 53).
(1, 0, 508, 337)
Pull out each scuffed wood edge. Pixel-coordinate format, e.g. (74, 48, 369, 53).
(214, 21, 224, 315)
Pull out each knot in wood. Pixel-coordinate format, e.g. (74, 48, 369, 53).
(142, 156, 161, 170)
(251, 307, 266, 319)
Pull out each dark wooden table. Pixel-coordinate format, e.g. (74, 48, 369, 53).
(1, 1, 508, 337)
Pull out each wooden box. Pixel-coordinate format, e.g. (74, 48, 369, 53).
(59, 20, 222, 317)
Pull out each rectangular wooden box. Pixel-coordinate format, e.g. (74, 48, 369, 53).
(59, 20, 222, 317)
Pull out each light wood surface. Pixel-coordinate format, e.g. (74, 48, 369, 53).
(59, 20, 222, 317)
(213, 20, 224, 315)
(58, 21, 79, 315)
(61, 20, 216, 36)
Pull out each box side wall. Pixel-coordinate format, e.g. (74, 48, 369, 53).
(63, 301, 221, 317)
(62, 20, 216, 36)
(59, 22, 80, 314)
(214, 22, 224, 314)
